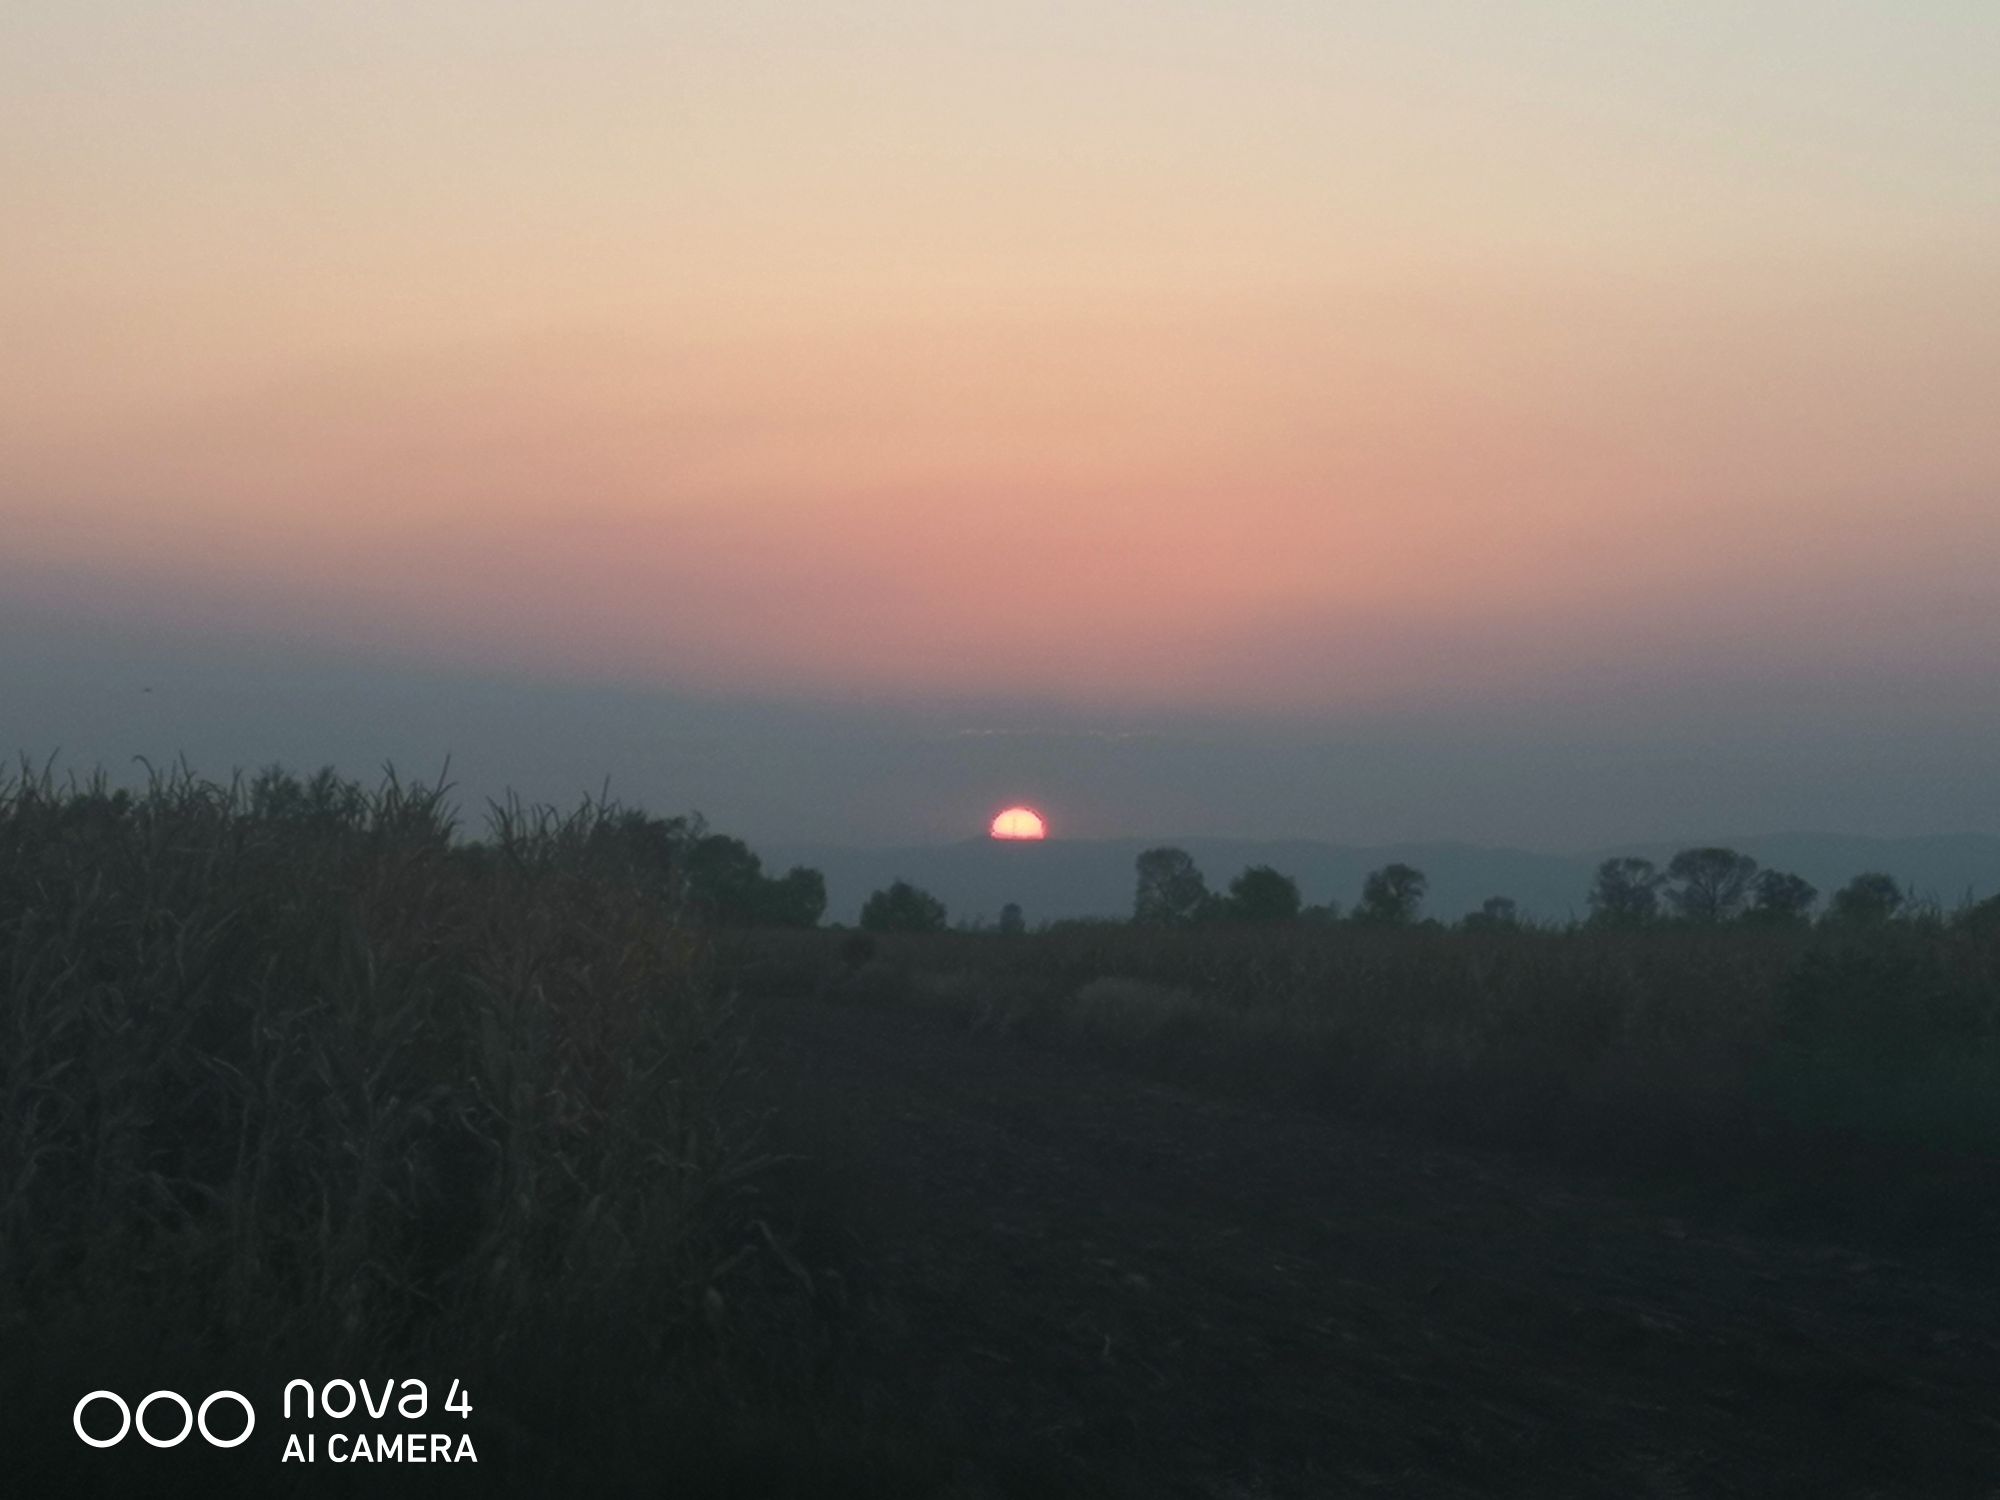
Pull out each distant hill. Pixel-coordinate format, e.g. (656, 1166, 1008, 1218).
(760, 833, 2000, 928)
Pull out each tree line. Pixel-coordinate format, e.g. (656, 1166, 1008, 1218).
(47, 766, 1982, 937)
(848, 844, 1995, 936)
(449, 787, 1974, 937)
(1130, 846, 1431, 927)
(1122, 844, 1954, 931)
(475, 800, 828, 929)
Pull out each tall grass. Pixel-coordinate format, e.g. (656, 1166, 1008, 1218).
(0, 762, 805, 1485)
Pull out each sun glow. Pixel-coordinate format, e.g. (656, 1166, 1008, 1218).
(989, 807, 1047, 841)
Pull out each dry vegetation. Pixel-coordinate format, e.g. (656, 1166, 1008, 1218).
(7, 764, 1996, 1493)
(733, 915, 2000, 1242)
(0, 764, 825, 1491)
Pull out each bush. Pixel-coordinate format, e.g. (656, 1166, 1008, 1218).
(859, 879, 948, 934)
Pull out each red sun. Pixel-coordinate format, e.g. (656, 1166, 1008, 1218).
(989, 806, 1047, 841)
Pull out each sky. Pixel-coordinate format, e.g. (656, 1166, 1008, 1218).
(5, 2, 1997, 848)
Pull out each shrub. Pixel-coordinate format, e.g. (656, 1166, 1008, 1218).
(859, 879, 948, 934)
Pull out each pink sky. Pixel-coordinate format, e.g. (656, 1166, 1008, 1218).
(5, 2, 1997, 749)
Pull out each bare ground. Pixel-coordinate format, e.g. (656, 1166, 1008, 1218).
(731, 993, 2000, 1498)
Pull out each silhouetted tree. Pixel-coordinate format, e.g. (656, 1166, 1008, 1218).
(1587, 857, 1661, 927)
(1828, 872, 1904, 926)
(1461, 895, 1520, 932)
(1223, 864, 1301, 923)
(684, 833, 768, 922)
(860, 879, 948, 934)
(1664, 847, 1759, 923)
(1745, 869, 1817, 927)
(581, 806, 691, 892)
(762, 865, 828, 928)
(1133, 847, 1210, 927)
(680, 832, 826, 927)
(1355, 863, 1426, 926)
(998, 901, 1026, 936)
(1300, 901, 1343, 925)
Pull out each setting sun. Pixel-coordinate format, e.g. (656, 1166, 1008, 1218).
(989, 807, 1047, 841)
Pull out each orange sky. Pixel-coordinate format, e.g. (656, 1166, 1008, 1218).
(5, 1, 1998, 725)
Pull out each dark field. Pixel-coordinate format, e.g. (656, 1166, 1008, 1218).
(734, 991, 1999, 1497)
(5, 768, 1998, 1495)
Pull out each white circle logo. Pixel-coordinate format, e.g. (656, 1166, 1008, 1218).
(73, 1391, 130, 1448)
(136, 1391, 193, 1447)
(73, 1389, 255, 1448)
(198, 1391, 256, 1447)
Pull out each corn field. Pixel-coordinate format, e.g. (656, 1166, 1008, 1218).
(0, 762, 794, 1481)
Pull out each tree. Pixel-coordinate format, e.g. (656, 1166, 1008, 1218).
(582, 807, 689, 890)
(1300, 901, 1343, 925)
(1134, 847, 1211, 927)
(682, 833, 769, 923)
(1223, 864, 1301, 923)
(1355, 863, 1426, 926)
(1461, 895, 1520, 932)
(762, 865, 828, 928)
(1664, 847, 1759, 923)
(679, 832, 827, 927)
(998, 901, 1026, 936)
(1745, 869, 1817, 927)
(1828, 872, 1904, 926)
(860, 879, 948, 934)
(1587, 857, 1660, 927)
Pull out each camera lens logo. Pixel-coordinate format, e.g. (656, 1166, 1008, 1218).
(74, 1391, 255, 1448)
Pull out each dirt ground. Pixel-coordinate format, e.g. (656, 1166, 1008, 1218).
(731, 992, 2000, 1498)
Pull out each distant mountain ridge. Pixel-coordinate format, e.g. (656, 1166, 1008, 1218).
(761, 833, 2000, 928)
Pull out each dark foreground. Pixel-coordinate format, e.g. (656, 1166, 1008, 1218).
(735, 993, 2000, 1498)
